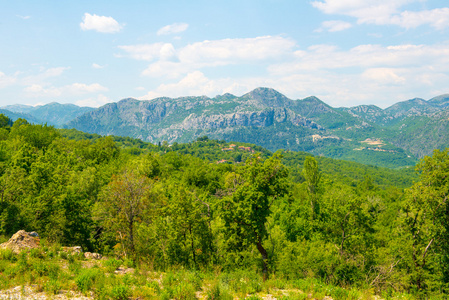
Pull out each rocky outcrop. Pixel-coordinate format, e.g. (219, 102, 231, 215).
(84, 252, 102, 260)
(62, 246, 83, 254)
(0, 230, 40, 253)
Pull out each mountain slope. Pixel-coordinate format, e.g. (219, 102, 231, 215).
(2, 102, 94, 126)
(0, 109, 41, 124)
(66, 88, 417, 168)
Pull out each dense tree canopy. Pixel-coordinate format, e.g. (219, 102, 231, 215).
(0, 114, 447, 298)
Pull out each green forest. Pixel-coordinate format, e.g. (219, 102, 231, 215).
(0, 114, 448, 299)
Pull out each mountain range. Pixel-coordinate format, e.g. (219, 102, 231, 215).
(2, 88, 449, 168)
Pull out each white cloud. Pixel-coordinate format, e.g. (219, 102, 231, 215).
(311, 0, 449, 29)
(118, 43, 176, 61)
(75, 94, 111, 107)
(92, 63, 105, 69)
(118, 36, 296, 78)
(41, 67, 68, 78)
(362, 68, 406, 85)
(67, 83, 108, 93)
(16, 15, 31, 20)
(178, 36, 295, 64)
(142, 61, 194, 78)
(24, 83, 108, 97)
(268, 43, 449, 74)
(316, 20, 353, 32)
(120, 36, 294, 66)
(139, 71, 255, 100)
(22, 67, 70, 87)
(157, 23, 189, 35)
(0, 72, 17, 89)
(80, 13, 123, 33)
(390, 8, 449, 30)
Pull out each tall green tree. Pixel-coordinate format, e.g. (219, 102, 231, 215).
(221, 153, 288, 278)
(303, 156, 321, 219)
(97, 170, 152, 257)
(401, 149, 449, 293)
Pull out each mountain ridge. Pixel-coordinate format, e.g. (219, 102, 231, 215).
(3, 87, 449, 168)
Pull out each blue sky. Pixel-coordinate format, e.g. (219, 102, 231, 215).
(1, 0, 448, 108)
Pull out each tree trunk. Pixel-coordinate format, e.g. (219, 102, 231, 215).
(256, 238, 268, 281)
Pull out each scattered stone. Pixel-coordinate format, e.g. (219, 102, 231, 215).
(0, 230, 40, 254)
(114, 266, 135, 275)
(29, 231, 39, 238)
(84, 252, 102, 260)
(62, 246, 83, 254)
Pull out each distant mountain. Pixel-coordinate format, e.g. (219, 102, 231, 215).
(66, 87, 419, 168)
(338, 94, 449, 126)
(0, 109, 41, 124)
(428, 94, 449, 108)
(2, 102, 94, 126)
(4, 88, 448, 168)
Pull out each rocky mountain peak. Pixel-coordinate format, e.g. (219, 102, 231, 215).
(242, 87, 291, 107)
(428, 94, 449, 108)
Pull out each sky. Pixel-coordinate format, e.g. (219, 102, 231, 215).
(1, 0, 449, 109)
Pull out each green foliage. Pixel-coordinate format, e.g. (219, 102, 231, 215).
(3, 119, 449, 298)
(220, 153, 289, 277)
(75, 268, 104, 293)
(0, 248, 16, 262)
(110, 284, 131, 300)
(0, 114, 12, 128)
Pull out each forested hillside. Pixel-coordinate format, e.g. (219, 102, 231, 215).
(1, 114, 448, 298)
(64, 88, 420, 169)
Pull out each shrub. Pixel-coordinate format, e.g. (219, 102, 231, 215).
(45, 279, 61, 295)
(146, 280, 161, 295)
(171, 281, 197, 300)
(245, 295, 262, 300)
(207, 282, 221, 300)
(0, 249, 16, 262)
(75, 268, 103, 293)
(29, 248, 45, 259)
(103, 258, 122, 273)
(59, 251, 68, 260)
(111, 284, 131, 300)
(32, 259, 60, 280)
(69, 259, 82, 274)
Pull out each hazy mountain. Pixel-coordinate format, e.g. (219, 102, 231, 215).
(0, 109, 41, 124)
(338, 94, 449, 126)
(2, 102, 94, 126)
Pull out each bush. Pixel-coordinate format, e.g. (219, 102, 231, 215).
(75, 268, 103, 293)
(171, 281, 197, 300)
(0, 249, 16, 262)
(146, 280, 161, 295)
(69, 259, 82, 274)
(111, 284, 131, 300)
(45, 279, 61, 295)
(59, 251, 68, 260)
(29, 248, 45, 259)
(104, 258, 122, 273)
(206, 281, 233, 300)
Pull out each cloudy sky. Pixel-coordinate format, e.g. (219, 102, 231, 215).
(1, 0, 449, 108)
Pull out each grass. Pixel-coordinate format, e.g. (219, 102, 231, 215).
(0, 247, 422, 300)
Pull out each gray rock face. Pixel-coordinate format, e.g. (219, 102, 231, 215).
(66, 88, 337, 144)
